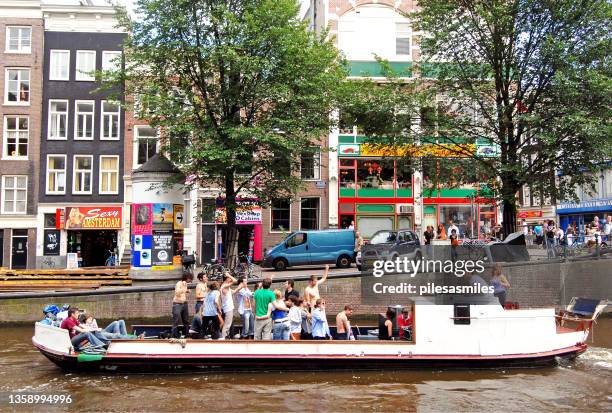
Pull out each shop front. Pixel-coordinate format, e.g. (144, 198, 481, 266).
(61, 206, 122, 267)
(337, 137, 497, 239)
(557, 198, 612, 235)
(215, 198, 263, 262)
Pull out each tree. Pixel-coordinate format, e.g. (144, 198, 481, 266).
(413, 0, 612, 236)
(344, 1, 611, 238)
(117, 0, 346, 265)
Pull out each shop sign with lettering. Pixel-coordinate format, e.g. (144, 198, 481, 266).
(65, 207, 122, 230)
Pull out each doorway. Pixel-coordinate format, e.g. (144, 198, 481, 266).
(201, 225, 216, 264)
(11, 229, 28, 269)
(67, 230, 117, 267)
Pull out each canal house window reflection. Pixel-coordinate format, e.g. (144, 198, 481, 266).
(440, 205, 473, 238)
(357, 160, 393, 189)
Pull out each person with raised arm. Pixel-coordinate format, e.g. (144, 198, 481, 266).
(304, 264, 329, 308)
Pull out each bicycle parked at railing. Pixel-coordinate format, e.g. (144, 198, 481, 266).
(206, 253, 261, 282)
(105, 250, 118, 267)
(459, 238, 488, 261)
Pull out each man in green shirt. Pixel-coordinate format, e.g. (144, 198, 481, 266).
(253, 278, 275, 340)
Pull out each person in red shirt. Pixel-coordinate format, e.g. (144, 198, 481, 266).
(397, 307, 413, 341)
(60, 308, 106, 350)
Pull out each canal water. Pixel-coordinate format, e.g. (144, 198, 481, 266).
(1, 320, 610, 412)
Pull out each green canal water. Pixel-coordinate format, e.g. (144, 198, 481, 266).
(0, 320, 610, 412)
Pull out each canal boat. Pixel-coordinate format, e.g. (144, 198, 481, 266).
(32, 296, 607, 373)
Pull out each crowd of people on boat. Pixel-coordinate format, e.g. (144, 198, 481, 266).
(171, 264, 414, 341)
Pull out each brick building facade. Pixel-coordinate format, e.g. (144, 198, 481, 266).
(0, 1, 43, 269)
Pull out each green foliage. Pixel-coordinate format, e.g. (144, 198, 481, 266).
(116, 0, 347, 221)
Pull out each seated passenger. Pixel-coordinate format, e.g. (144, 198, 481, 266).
(60, 308, 106, 350)
(81, 314, 130, 339)
(397, 307, 413, 340)
(379, 309, 395, 340)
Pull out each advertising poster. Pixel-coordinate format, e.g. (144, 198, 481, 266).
(152, 230, 173, 267)
(173, 204, 185, 230)
(153, 203, 173, 230)
(65, 207, 122, 230)
(131, 235, 152, 267)
(132, 203, 153, 235)
(43, 230, 60, 256)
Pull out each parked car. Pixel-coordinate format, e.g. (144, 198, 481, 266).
(262, 230, 355, 271)
(360, 229, 422, 271)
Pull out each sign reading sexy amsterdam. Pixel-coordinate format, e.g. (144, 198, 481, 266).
(65, 207, 122, 230)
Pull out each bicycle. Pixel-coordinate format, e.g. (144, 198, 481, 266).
(105, 250, 118, 267)
(460, 238, 487, 261)
(233, 252, 262, 281)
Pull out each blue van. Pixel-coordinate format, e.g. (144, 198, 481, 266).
(262, 230, 355, 271)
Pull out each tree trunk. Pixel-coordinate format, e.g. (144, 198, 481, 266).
(501, 198, 517, 239)
(225, 173, 239, 268)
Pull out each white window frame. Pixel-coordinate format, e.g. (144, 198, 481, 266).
(3, 116, 29, 160)
(100, 100, 120, 140)
(299, 197, 321, 231)
(300, 146, 321, 181)
(1, 175, 27, 215)
(102, 50, 122, 72)
(99, 155, 119, 195)
(133, 126, 159, 168)
(75, 50, 96, 81)
(4, 68, 30, 105)
(74, 100, 95, 140)
(49, 49, 70, 81)
(270, 200, 292, 233)
(5, 26, 31, 54)
(72, 155, 93, 195)
(47, 99, 69, 140)
(46, 154, 67, 195)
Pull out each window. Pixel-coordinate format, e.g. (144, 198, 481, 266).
(3, 116, 28, 158)
(76, 50, 96, 81)
(287, 233, 307, 248)
(396, 23, 411, 56)
(357, 216, 394, 239)
(73, 156, 93, 194)
(101, 101, 120, 140)
(135, 126, 158, 166)
(300, 147, 321, 180)
(6, 27, 31, 53)
(49, 50, 70, 80)
(439, 205, 473, 238)
(5, 69, 30, 104)
(300, 198, 319, 230)
(44, 213, 57, 229)
(271, 200, 290, 231)
(75, 101, 94, 140)
(99, 155, 119, 194)
(46, 155, 66, 194)
(102, 51, 122, 72)
(48, 100, 68, 140)
(1, 176, 27, 214)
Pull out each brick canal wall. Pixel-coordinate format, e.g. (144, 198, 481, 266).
(0, 258, 610, 323)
